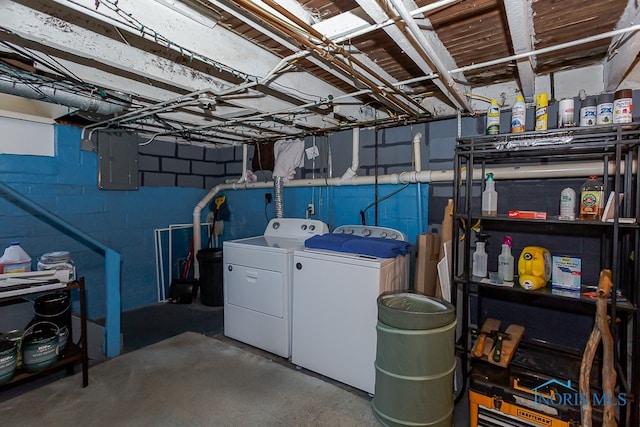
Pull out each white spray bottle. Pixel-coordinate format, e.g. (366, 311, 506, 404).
(498, 236, 514, 282)
(482, 173, 498, 217)
(472, 241, 488, 279)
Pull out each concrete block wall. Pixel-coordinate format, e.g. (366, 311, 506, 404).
(0, 125, 207, 319)
(138, 140, 250, 189)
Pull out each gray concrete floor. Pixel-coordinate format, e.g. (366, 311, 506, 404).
(2, 299, 470, 425)
(116, 300, 470, 426)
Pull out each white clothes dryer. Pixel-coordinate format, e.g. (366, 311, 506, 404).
(223, 218, 328, 358)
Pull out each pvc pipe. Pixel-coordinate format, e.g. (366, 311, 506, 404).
(413, 132, 424, 232)
(237, 143, 249, 183)
(192, 158, 636, 261)
(413, 132, 423, 173)
(340, 128, 360, 180)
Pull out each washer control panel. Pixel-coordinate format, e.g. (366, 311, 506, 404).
(333, 225, 407, 241)
(264, 218, 329, 238)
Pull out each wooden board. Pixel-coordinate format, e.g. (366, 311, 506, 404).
(435, 199, 453, 299)
(472, 318, 501, 360)
(488, 324, 525, 368)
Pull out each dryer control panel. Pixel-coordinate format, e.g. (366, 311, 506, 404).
(333, 225, 407, 241)
(264, 218, 329, 239)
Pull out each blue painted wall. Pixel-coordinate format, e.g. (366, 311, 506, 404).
(0, 125, 207, 318)
(1, 124, 430, 318)
(219, 184, 428, 243)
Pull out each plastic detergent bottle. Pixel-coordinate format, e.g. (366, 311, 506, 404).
(486, 99, 500, 135)
(511, 95, 526, 133)
(472, 241, 488, 278)
(498, 236, 514, 282)
(0, 241, 32, 274)
(559, 187, 576, 220)
(481, 173, 498, 217)
(580, 176, 605, 221)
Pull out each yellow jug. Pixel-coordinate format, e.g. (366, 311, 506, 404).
(518, 246, 552, 290)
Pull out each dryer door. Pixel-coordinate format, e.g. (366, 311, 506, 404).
(225, 263, 284, 318)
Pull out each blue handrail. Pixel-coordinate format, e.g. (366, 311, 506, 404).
(0, 181, 121, 357)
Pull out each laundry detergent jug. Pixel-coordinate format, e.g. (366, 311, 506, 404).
(518, 246, 551, 290)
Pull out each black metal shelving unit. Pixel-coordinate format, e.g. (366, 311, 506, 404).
(0, 277, 89, 390)
(453, 124, 640, 426)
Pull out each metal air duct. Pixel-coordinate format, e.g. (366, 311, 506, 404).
(0, 80, 131, 116)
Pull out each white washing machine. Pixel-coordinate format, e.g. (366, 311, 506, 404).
(223, 218, 328, 358)
(291, 225, 410, 394)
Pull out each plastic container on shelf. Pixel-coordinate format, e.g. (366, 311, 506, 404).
(497, 236, 514, 282)
(472, 241, 488, 279)
(0, 242, 32, 274)
(486, 99, 500, 135)
(559, 187, 576, 220)
(37, 251, 76, 282)
(558, 98, 575, 127)
(481, 173, 498, 217)
(579, 176, 605, 221)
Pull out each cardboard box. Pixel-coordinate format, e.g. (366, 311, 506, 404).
(507, 210, 547, 219)
(552, 256, 581, 291)
(414, 233, 440, 296)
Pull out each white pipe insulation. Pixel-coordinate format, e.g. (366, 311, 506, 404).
(340, 128, 360, 180)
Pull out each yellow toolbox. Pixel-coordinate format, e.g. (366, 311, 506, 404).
(469, 345, 603, 427)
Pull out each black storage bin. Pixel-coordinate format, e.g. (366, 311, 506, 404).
(196, 248, 223, 306)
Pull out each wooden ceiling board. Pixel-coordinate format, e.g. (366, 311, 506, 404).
(427, 2, 515, 86)
(296, 0, 358, 20)
(532, 0, 626, 72)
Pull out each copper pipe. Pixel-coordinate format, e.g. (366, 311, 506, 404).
(234, 0, 424, 117)
(260, 0, 426, 114)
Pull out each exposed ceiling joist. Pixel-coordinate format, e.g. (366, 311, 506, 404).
(0, 0, 638, 145)
(386, 0, 472, 112)
(502, 0, 536, 101)
(604, 0, 640, 91)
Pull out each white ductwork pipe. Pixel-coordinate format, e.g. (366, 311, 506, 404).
(413, 132, 423, 172)
(341, 128, 360, 180)
(412, 132, 424, 231)
(274, 176, 285, 218)
(0, 80, 130, 116)
(237, 143, 249, 183)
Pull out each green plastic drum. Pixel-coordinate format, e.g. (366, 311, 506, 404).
(372, 292, 456, 427)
